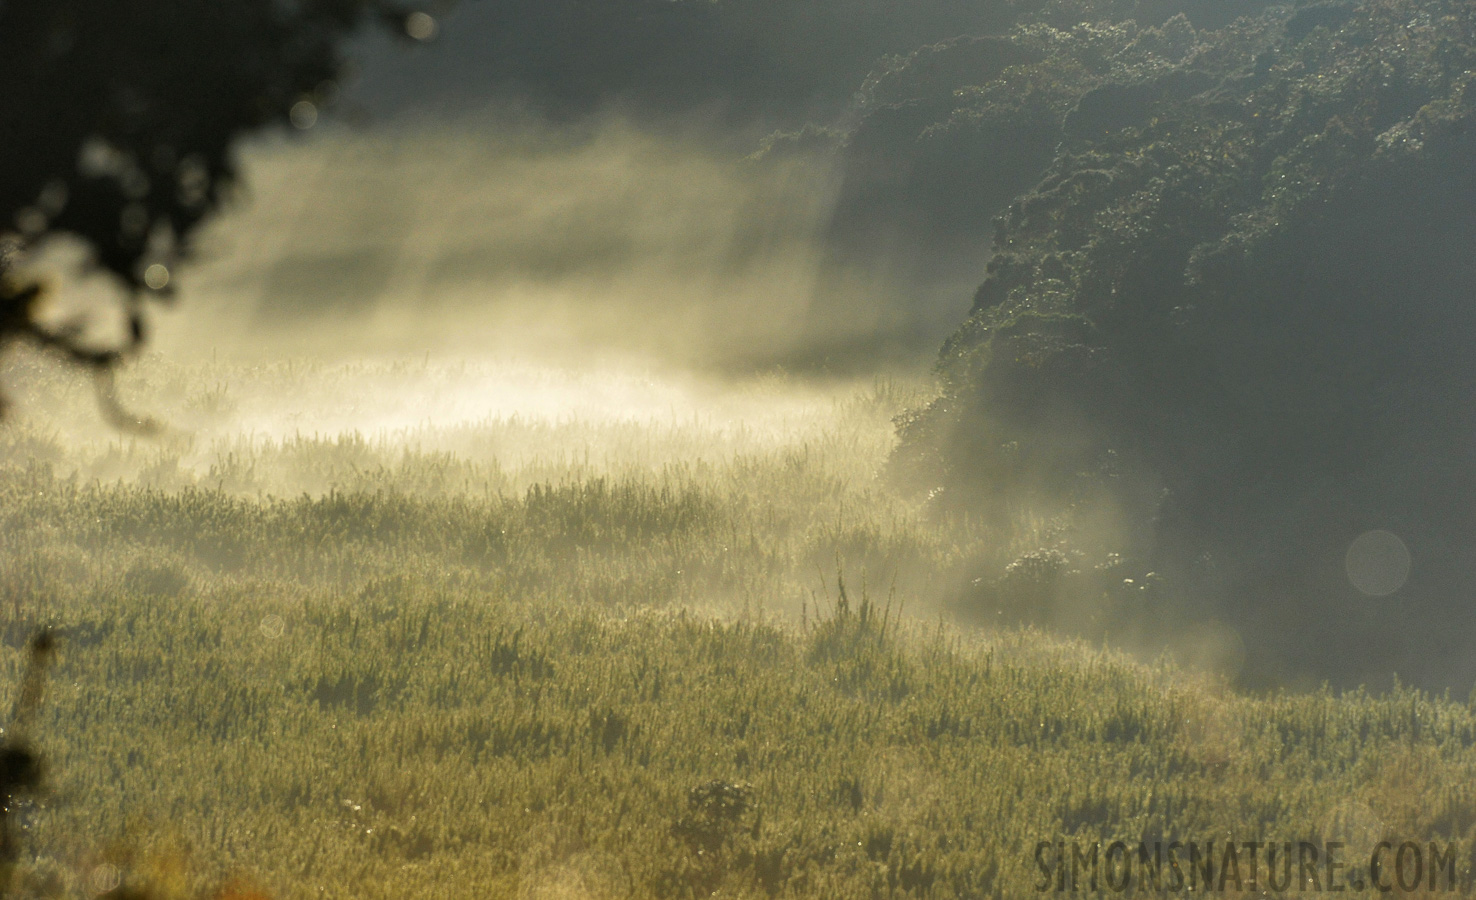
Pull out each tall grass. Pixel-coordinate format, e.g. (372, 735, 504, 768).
(0, 357, 1470, 898)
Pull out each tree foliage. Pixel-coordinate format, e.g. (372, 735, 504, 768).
(884, 0, 1476, 683)
(0, 0, 435, 416)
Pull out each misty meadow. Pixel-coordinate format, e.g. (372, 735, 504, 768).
(2, 0, 1475, 896)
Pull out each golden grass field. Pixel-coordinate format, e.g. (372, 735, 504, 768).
(0, 356, 1472, 898)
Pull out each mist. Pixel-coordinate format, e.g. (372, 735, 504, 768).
(8, 0, 1476, 893)
(15, 3, 1475, 694)
(99, 115, 967, 377)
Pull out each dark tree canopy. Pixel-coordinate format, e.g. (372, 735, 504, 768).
(874, 0, 1476, 687)
(0, 0, 436, 409)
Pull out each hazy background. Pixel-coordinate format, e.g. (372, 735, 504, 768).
(137, 119, 972, 374)
(73, 1, 1023, 377)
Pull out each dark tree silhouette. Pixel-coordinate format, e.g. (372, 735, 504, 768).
(0, 631, 52, 896)
(0, 0, 441, 421)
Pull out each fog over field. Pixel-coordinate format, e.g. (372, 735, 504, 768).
(121, 117, 972, 375)
(4, 0, 1476, 895)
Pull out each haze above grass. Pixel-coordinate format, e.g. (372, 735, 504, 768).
(0, 358, 1472, 897)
